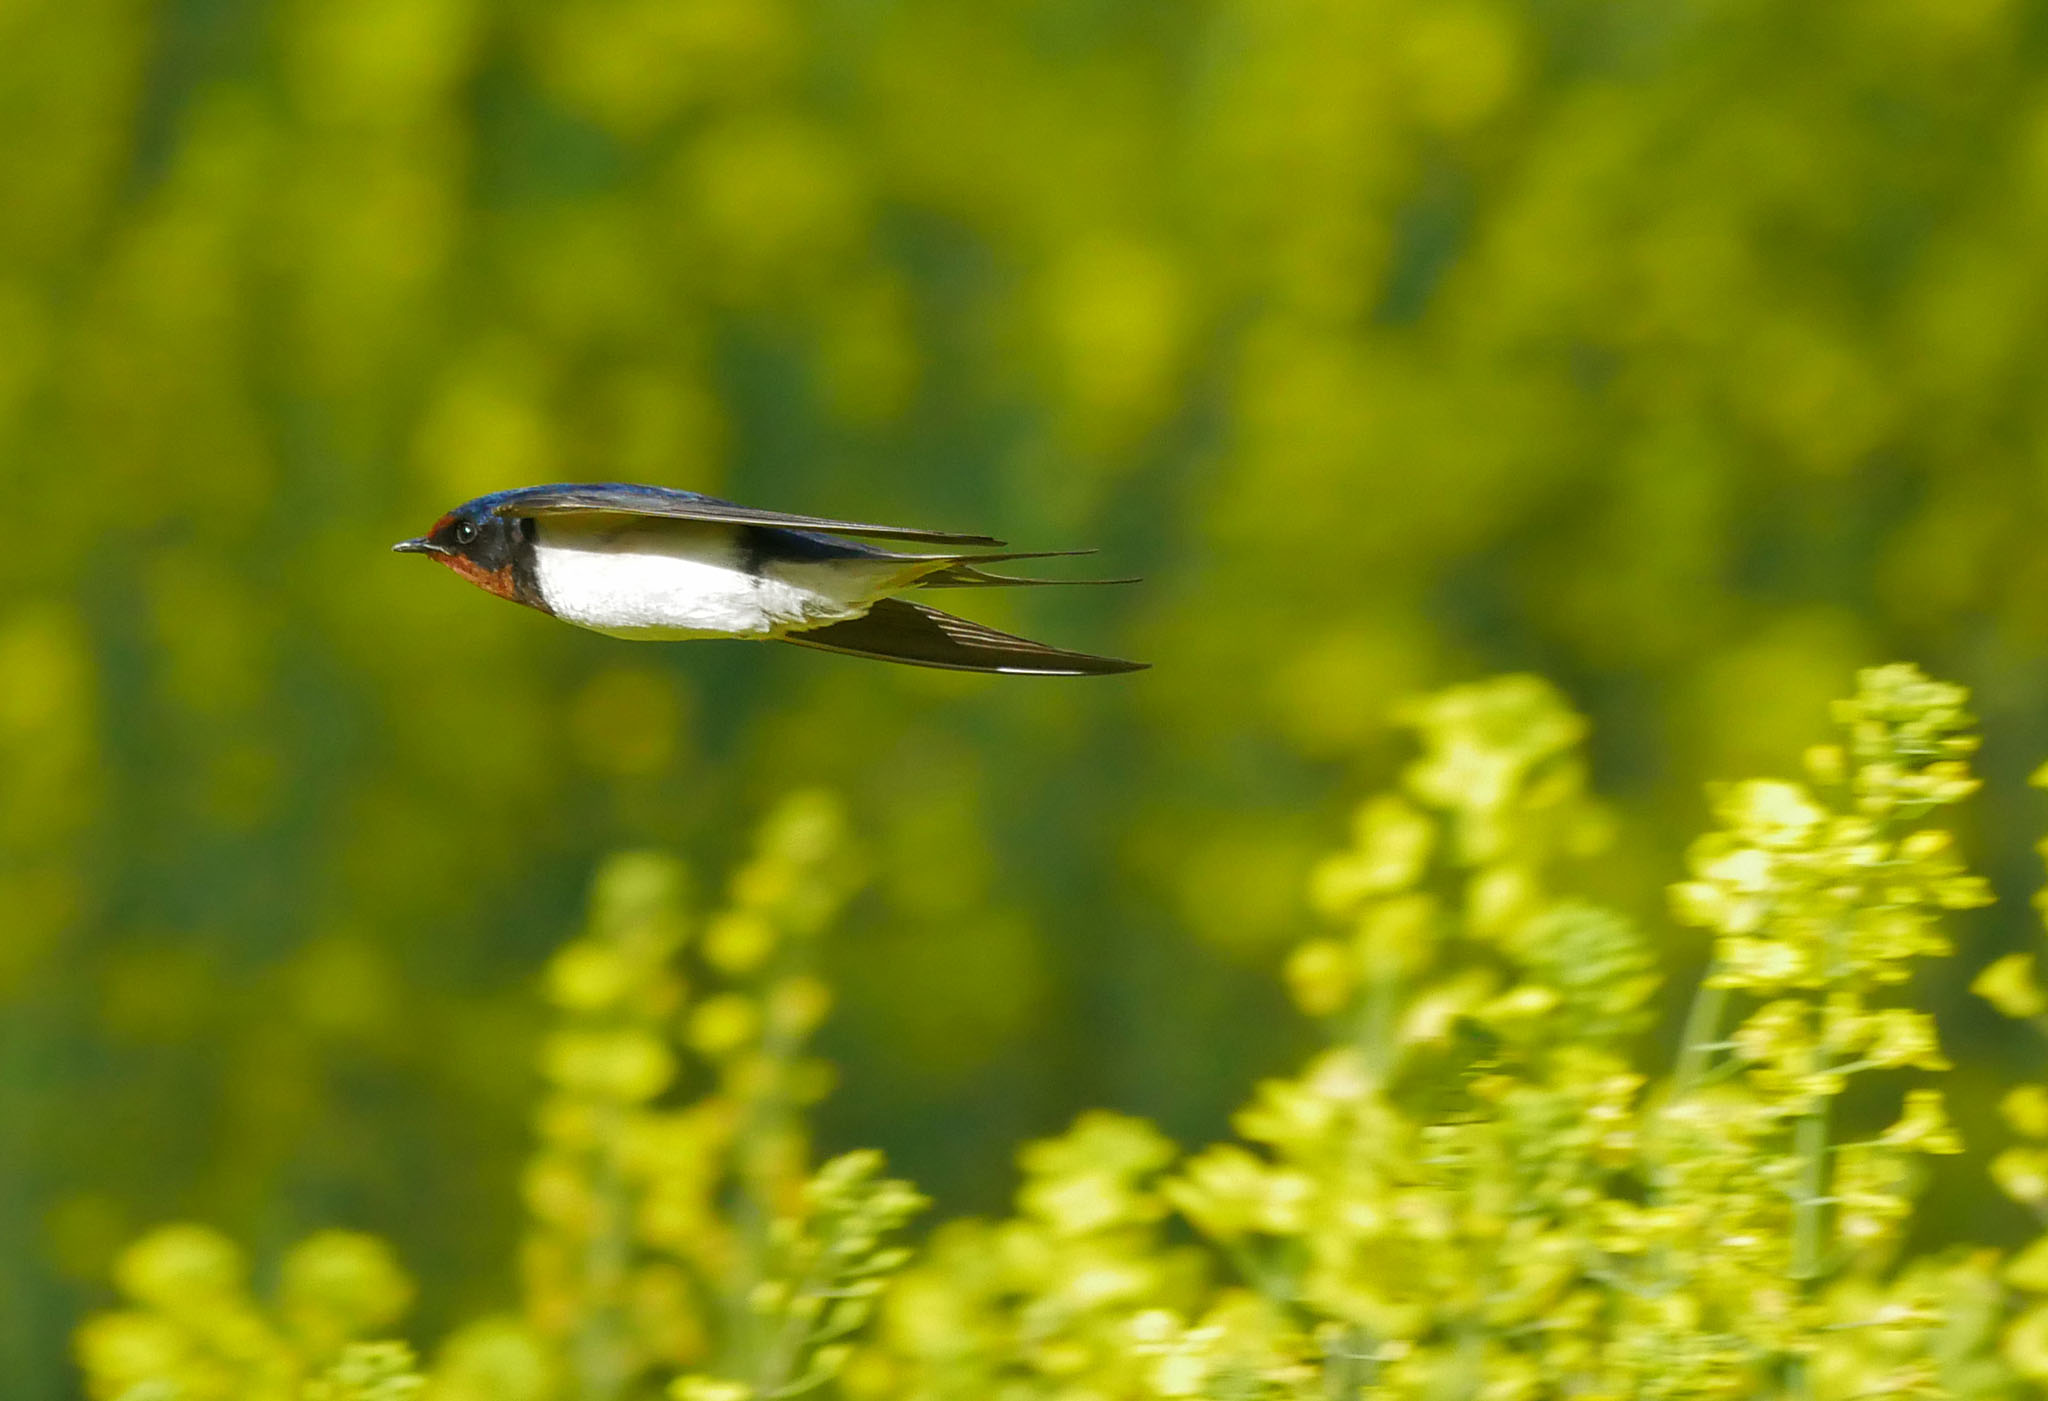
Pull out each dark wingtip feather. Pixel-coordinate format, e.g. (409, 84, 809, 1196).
(781, 599, 1146, 676)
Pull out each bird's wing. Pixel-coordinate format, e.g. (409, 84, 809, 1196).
(484, 483, 1004, 547)
(780, 598, 1146, 676)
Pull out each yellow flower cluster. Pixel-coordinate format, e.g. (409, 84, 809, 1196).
(855, 1110, 1204, 1398)
(522, 790, 925, 1401)
(1972, 762, 2048, 1383)
(75, 792, 920, 1401)
(78, 668, 2048, 1399)
(1631, 665, 1990, 1396)
(1133, 678, 1663, 1397)
(75, 1225, 416, 1401)
(860, 668, 2009, 1399)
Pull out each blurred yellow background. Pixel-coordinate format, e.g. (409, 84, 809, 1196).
(5, 0, 2048, 1392)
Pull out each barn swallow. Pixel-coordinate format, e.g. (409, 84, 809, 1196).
(393, 483, 1145, 675)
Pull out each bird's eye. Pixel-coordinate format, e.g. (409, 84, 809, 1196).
(453, 520, 479, 546)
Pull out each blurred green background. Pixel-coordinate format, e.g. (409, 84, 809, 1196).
(7, 0, 2048, 1392)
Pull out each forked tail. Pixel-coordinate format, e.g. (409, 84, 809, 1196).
(781, 598, 1146, 675)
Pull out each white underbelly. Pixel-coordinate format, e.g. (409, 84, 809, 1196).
(531, 518, 930, 639)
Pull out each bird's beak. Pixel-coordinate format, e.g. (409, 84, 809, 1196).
(392, 538, 445, 555)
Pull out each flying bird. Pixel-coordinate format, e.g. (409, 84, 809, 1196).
(393, 483, 1146, 676)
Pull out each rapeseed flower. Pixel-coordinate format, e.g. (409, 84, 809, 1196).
(80, 670, 2048, 1399)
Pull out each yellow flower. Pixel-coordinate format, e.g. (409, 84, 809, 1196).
(1732, 999, 1808, 1068)
(2008, 1238, 2048, 1293)
(2009, 1304, 2048, 1380)
(1467, 862, 1537, 938)
(686, 993, 761, 1059)
(545, 942, 632, 1012)
(1715, 779, 1826, 848)
(1864, 1009, 1949, 1071)
(281, 1231, 415, 1350)
(1667, 880, 1728, 929)
(1804, 745, 1847, 787)
(1017, 1112, 1173, 1235)
(1880, 1090, 1962, 1156)
(765, 975, 833, 1039)
(588, 851, 691, 944)
(422, 1317, 557, 1401)
(1994, 1148, 2048, 1207)
(1166, 1145, 1311, 1240)
(1353, 892, 1438, 980)
(113, 1224, 248, 1311)
(1310, 796, 1436, 917)
(671, 1378, 753, 1401)
(541, 1028, 677, 1101)
(1283, 938, 1355, 1016)
(73, 1311, 189, 1396)
(1476, 983, 1560, 1033)
(702, 912, 777, 974)
(1973, 953, 2046, 1018)
(2003, 1086, 2048, 1140)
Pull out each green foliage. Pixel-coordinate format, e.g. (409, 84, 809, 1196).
(74, 666, 2048, 1398)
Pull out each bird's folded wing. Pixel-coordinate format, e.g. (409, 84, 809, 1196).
(487, 483, 1004, 546)
(781, 598, 1147, 676)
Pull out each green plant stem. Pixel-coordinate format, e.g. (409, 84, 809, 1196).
(1791, 1091, 1830, 1283)
(1789, 898, 1854, 1400)
(1355, 969, 1398, 1088)
(1672, 966, 1728, 1096)
(755, 1256, 825, 1397)
(734, 944, 814, 1388)
(1782, 1084, 1831, 1401)
(576, 1100, 633, 1401)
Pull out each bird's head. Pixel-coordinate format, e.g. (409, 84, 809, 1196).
(392, 507, 532, 601)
